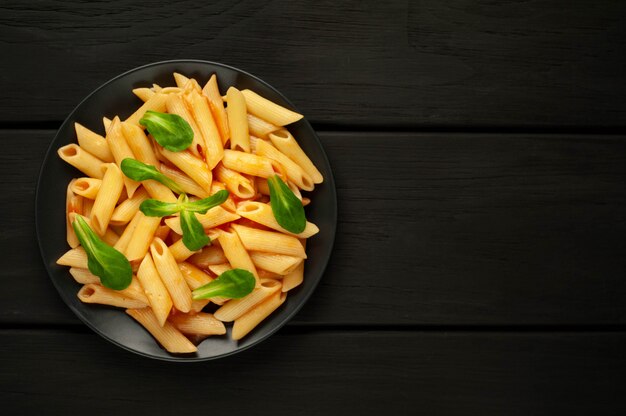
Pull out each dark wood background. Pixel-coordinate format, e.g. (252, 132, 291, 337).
(2, 1, 626, 414)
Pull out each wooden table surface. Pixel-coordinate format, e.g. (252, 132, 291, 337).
(2, 1, 626, 414)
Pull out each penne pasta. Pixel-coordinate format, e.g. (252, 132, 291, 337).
(106, 117, 141, 198)
(232, 291, 287, 340)
(168, 238, 200, 262)
(232, 224, 307, 258)
(281, 256, 304, 292)
(218, 228, 259, 283)
(136, 253, 173, 326)
(90, 163, 124, 236)
(226, 87, 250, 152)
(202, 74, 230, 144)
(253, 137, 314, 191)
(170, 313, 226, 336)
(236, 201, 319, 238)
(214, 279, 281, 322)
(189, 245, 227, 268)
(71, 177, 102, 199)
(126, 307, 197, 353)
(240, 89, 303, 126)
(150, 238, 192, 313)
(214, 163, 256, 199)
(113, 211, 142, 252)
(69, 267, 100, 284)
(166, 93, 206, 159)
(159, 148, 212, 194)
(121, 122, 159, 166)
(58, 144, 105, 179)
(269, 129, 323, 184)
(249, 251, 303, 275)
(66, 180, 83, 248)
(159, 164, 209, 198)
(125, 213, 161, 261)
(110, 187, 149, 226)
(165, 206, 239, 235)
(125, 93, 168, 126)
(74, 122, 114, 162)
(132, 87, 155, 102)
(186, 90, 224, 169)
(222, 150, 280, 178)
(247, 113, 279, 138)
(78, 284, 148, 309)
(57, 247, 88, 268)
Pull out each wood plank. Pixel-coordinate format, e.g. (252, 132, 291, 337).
(2, 130, 625, 325)
(2, 330, 626, 415)
(1, 1, 625, 127)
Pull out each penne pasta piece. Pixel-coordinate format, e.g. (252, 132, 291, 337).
(126, 307, 197, 353)
(66, 180, 83, 248)
(136, 253, 173, 326)
(202, 74, 230, 144)
(110, 187, 149, 225)
(236, 201, 319, 238)
(249, 251, 303, 275)
(189, 244, 227, 268)
(82, 198, 94, 218)
(69, 267, 100, 284)
(121, 122, 159, 166)
(106, 117, 141, 197)
(240, 89, 303, 126)
(208, 263, 232, 276)
(168, 238, 200, 262)
(74, 122, 114, 162)
(232, 224, 307, 258)
(218, 228, 259, 283)
(226, 87, 250, 152)
(222, 150, 280, 178)
(159, 164, 209, 198)
(214, 163, 255, 199)
(210, 181, 237, 212)
(214, 279, 281, 322)
(166, 94, 206, 159)
(113, 211, 142, 252)
(78, 284, 148, 309)
(90, 163, 124, 236)
(269, 129, 323, 184)
(122, 277, 151, 304)
(159, 148, 212, 193)
(177, 262, 213, 311)
(57, 247, 88, 268)
(173, 72, 191, 89)
(281, 257, 304, 292)
(252, 137, 314, 191)
(247, 114, 279, 138)
(132, 87, 155, 102)
(232, 291, 287, 340)
(125, 213, 161, 262)
(150, 238, 192, 313)
(102, 117, 112, 134)
(165, 206, 239, 235)
(169, 312, 226, 336)
(125, 93, 168, 126)
(71, 177, 101, 199)
(58, 144, 105, 179)
(186, 90, 224, 169)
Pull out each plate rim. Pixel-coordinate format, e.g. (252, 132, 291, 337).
(35, 59, 337, 361)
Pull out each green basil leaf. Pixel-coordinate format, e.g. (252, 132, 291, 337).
(268, 175, 306, 233)
(71, 215, 132, 290)
(140, 199, 182, 217)
(139, 110, 193, 152)
(181, 190, 230, 214)
(192, 269, 256, 300)
(120, 158, 184, 194)
(180, 209, 210, 251)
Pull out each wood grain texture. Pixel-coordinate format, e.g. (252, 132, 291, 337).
(2, 130, 625, 325)
(2, 329, 626, 415)
(1, 0, 625, 127)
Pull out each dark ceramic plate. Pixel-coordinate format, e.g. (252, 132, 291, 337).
(36, 60, 337, 361)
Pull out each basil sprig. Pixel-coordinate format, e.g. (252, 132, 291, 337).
(192, 269, 256, 300)
(139, 110, 193, 152)
(268, 175, 306, 233)
(139, 190, 229, 217)
(139, 191, 229, 251)
(180, 209, 210, 251)
(121, 158, 184, 194)
(72, 215, 132, 290)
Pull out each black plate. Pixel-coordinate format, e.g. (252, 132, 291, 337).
(36, 60, 337, 361)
